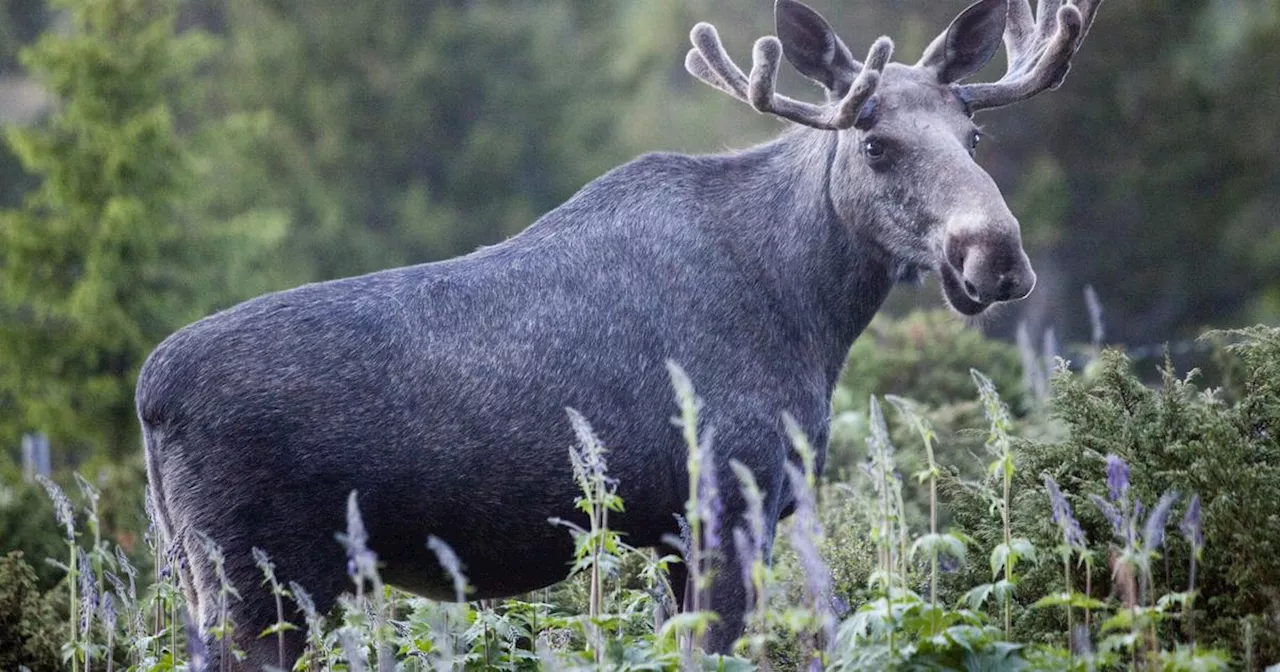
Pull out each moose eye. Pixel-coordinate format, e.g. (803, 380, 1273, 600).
(969, 130, 982, 153)
(863, 138, 887, 161)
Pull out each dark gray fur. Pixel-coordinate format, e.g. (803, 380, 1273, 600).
(137, 0, 1099, 667)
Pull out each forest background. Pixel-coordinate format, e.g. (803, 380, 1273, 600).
(0, 0, 1276, 465)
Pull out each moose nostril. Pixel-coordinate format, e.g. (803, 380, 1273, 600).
(962, 278, 979, 298)
(997, 274, 1017, 297)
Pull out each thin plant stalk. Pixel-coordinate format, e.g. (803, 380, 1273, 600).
(973, 370, 1017, 638)
(929, 486, 938, 607)
(1186, 551, 1197, 651)
(71, 539, 81, 672)
(669, 359, 718, 657)
(894, 477, 909, 589)
(677, 381, 703, 618)
(38, 476, 80, 672)
(1001, 459, 1012, 637)
(867, 396, 894, 595)
(252, 547, 297, 671)
(170, 593, 177, 667)
(1085, 557, 1093, 631)
(1181, 494, 1202, 653)
(887, 395, 939, 607)
(1062, 549, 1073, 663)
(106, 616, 114, 672)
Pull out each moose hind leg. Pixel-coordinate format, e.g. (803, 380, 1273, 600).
(184, 528, 326, 671)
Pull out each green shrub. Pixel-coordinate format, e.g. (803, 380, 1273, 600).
(835, 310, 1027, 417)
(827, 310, 1042, 528)
(0, 480, 67, 589)
(0, 458, 152, 590)
(948, 326, 1280, 661)
(0, 551, 61, 672)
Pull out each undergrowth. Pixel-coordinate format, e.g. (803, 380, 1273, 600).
(3, 320, 1277, 670)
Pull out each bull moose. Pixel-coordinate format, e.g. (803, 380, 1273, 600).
(137, 0, 1102, 666)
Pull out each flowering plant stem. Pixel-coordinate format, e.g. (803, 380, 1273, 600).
(1002, 459, 1012, 637)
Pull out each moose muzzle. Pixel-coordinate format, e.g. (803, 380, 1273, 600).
(939, 221, 1037, 315)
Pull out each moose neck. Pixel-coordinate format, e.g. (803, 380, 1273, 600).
(708, 126, 898, 385)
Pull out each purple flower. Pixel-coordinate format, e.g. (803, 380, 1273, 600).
(79, 549, 97, 632)
(36, 475, 75, 541)
(1181, 494, 1203, 554)
(732, 527, 756, 603)
(106, 572, 129, 610)
(101, 591, 117, 631)
(183, 606, 208, 671)
(1089, 494, 1123, 537)
(566, 408, 611, 495)
(1105, 454, 1130, 503)
(1142, 491, 1179, 554)
(672, 514, 692, 557)
(426, 535, 469, 603)
(831, 594, 851, 618)
(289, 581, 319, 624)
(784, 463, 834, 646)
(114, 546, 137, 598)
(696, 430, 722, 551)
(1044, 475, 1088, 550)
(160, 539, 183, 582)
(337, 491, 378, 584)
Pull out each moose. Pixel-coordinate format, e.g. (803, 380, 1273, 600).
(137, 0, 1102, 666)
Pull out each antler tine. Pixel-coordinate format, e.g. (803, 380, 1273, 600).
(744, 37, 838, 129)
(1004, 0, 1037, 71)
(685, 49, 740, 99)
(829, 37, 894, 129)
(687, 23, 751, 101)
(1072, 0, 1104, 41)
(748, 36, 893, 130)
(689, 23, 892, 132)
(1035, 0, 1065, 45)
(962, 0, 1096, 111)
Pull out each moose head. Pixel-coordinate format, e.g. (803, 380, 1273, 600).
(686, 0, 1101, 315)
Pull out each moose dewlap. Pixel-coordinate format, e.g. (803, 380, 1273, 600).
(136, 0, 1102, 667)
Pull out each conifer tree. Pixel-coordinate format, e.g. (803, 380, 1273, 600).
(0, 0, 280, 460)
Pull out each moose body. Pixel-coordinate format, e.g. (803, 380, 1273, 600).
(138, 0, 1101, 667)
(141, 141, 886, 658)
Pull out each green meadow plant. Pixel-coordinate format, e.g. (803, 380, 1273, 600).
(14, 323, 1279, 671)
(250, 547, 296, 671)
(34, 475, 80, 671)
(971, 369, 1037, 639)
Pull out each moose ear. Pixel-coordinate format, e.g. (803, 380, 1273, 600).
(775, 0, 858, 93)
(917, 0, 1007, 84)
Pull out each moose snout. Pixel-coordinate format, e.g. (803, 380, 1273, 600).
(946, 232, 1037, 304)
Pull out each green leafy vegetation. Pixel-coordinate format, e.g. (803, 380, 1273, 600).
(0, 0, 284, 461)
(4, 322, 1276, 670)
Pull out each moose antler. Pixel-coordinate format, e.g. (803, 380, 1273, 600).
(685, 23, 893, 131)
(960, 0, 1103, 111)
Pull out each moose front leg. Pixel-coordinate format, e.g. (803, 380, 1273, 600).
(701, 499, 781, 655)
(678, 426, 787, 656)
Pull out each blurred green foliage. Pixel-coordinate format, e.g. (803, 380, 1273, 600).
(0, 0, 1276, 463)
(0, 0, 283, 460)
(0, 551, 61, 671)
